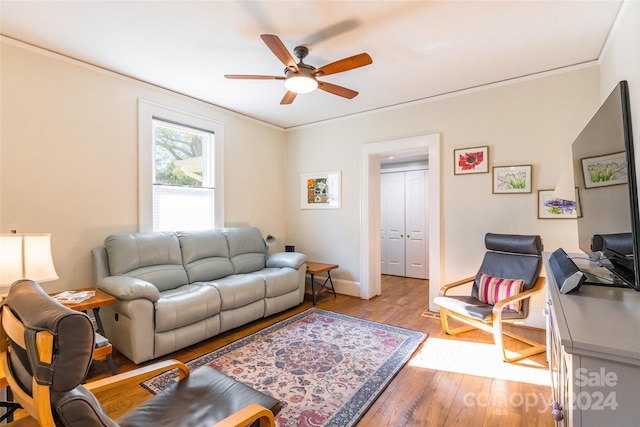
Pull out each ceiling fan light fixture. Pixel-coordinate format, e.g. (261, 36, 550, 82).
(285, 74, 318, 93)
(284, 70, 318, 94)
(226, 35, 371, 103)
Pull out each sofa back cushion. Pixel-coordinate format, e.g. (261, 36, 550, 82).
(177, 230, 234, 282)
(222, 227, 267, 274)
(105, 232, 188, 291)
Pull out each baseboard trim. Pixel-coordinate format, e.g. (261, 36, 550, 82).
(305, 276, 361, 298)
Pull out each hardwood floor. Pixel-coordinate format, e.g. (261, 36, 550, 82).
(12, 275, 554, 426)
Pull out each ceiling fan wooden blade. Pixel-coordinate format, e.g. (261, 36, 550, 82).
(317, 81, 358, 99)
(314, 53, 372, 76)
(224, 74, 285, 80)
(260, 34, 299, 73)
(281, 91, 297, 104)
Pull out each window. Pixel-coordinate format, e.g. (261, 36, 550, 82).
(152, 120, 214, 231)
(139, 101, 224, 232)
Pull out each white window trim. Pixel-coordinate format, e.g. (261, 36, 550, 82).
(138, 99, 224, 232)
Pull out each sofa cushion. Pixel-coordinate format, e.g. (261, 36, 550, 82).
(105, 232, 188, 291)
(250, 268, 300, 297)
(155, 285, 222, 333)
(177, 230, 234, 282)
(222, 227, 267, 273)
(203, 275, 266, 310)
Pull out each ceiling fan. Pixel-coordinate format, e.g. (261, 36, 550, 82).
(224, 34, 372, 105)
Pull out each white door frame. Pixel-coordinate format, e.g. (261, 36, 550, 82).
(360, 133, 441, 312)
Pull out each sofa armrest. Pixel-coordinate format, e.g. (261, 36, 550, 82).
(97, 276, 160, 302)
(266, 252, 308, 270)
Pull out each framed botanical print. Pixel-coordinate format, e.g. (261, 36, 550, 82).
(538, 188, 582, 219)
(581, 152, 627, 188)
(454, 146, 489, 175)
(492, 165, 532, 194)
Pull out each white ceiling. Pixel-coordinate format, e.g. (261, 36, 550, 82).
(0, 0, 623, 129)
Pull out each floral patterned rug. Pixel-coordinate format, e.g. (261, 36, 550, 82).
(142, 308, 427, 427)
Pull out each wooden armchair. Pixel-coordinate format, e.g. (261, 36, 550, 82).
(433, 233, 546, 363)
(0, 280, 279, 427)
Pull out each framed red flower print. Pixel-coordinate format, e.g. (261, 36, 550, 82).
(454, 146, 489, 175)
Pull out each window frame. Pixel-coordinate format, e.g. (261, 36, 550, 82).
(138, 100, 224, 232)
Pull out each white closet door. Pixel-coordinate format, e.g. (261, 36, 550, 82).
(404, 170, 428, 279)
(381, 172, 406, 276)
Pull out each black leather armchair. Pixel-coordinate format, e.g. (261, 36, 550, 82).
(433, 233, 546, 363)
(0, 279, 281, 427)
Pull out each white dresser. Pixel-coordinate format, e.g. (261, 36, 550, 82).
(544, 253, 640, 426)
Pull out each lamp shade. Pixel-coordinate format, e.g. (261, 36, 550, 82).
(552, 170, 576, 202)
(0, 233, 58, 285)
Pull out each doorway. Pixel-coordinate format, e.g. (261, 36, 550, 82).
(381, 167, 429, 279)
(360, 133, 440, 312)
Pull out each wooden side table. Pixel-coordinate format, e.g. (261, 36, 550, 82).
(306, 262, 338, 305)
(55, 288, 117, 375)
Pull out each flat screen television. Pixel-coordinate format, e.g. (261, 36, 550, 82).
(572, 80, 640, 291)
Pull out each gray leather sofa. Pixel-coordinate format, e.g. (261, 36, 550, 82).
(91, 227, 307, 364)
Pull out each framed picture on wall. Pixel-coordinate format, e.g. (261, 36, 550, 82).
(537, 188, 582, 219)
(492, 165, 532, 194)
(581, 151, 627, 188)
(300, 171, 341, 209)
(454, 146, 489, 175)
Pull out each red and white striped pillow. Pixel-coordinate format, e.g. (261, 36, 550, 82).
(477, 273, 524, 312)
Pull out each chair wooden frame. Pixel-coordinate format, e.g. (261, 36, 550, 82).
(438, 276, 546, 363)
(0, 305, 275, 427)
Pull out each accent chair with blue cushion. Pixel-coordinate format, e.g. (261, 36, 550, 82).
(433, 233, 546, 363)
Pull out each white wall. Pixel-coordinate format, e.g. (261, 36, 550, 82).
(286, 67, 601, 326)
(0, 39, 288, 293)
(600, 0, 640, 170)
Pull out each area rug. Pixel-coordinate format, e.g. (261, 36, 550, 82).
(142, 308, 427, 427)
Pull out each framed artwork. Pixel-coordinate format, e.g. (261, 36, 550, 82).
(454, 146, 489, 175)
(492, 165, 532, 194)
(300, 171, 341, 209)
(581, 151, 627, 188)
(538, 188, 582, 219)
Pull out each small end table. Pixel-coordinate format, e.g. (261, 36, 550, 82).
(306, 262, 338, 305)
(56, 288, 117, 375)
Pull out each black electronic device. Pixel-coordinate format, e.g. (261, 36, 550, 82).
(572, 80, 639, 291)
(549, 248, 585, 294)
